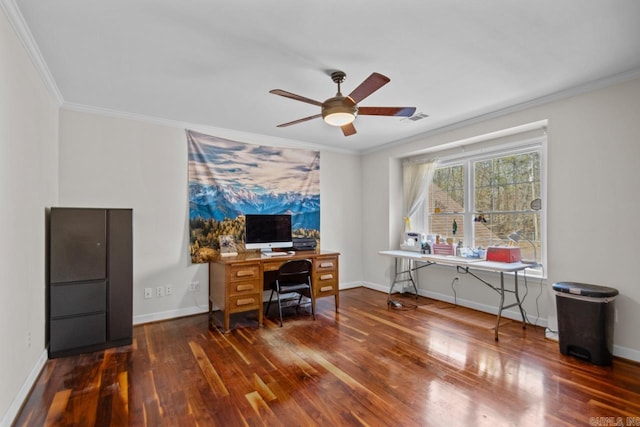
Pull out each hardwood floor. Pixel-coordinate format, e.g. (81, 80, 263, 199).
(14, 288, 640, 426)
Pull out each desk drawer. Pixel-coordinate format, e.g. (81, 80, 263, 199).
(314, 256, 338, 272)
(228, 293, 261, 313)
(229, 280, 261, 297)
(313, 255, 338, 297)
(314, 272, 337, 297)
(229, 263, 260, 282)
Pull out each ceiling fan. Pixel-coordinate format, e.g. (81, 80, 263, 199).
(269, 71, 416, 137)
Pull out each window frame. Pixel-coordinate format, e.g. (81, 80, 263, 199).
(424, 135, 547, 276)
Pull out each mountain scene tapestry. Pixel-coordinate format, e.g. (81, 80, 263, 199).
(187, 130, 320, 263)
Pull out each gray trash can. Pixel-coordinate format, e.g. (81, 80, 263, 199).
(552, 282, 618, 366)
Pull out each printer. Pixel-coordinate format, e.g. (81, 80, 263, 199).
(290, 238, 317, 251)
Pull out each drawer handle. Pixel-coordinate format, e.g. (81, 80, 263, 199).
(236, 284, 254, 292)
(236, 298, 255, 306)
(320, 285, 333, 292)
(319, 262, 334, 268)
(320, 274, 333, 281)
(236, 270, 255, 278)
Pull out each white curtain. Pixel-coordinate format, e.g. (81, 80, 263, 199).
(402, 159, 436, 233)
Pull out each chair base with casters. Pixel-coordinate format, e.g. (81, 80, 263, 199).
(266, 259, 315, 327)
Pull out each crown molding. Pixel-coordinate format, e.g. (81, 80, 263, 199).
(61, 101, 359, 155)
(365, 67, 640, 156)
(1, 0, 63, 105)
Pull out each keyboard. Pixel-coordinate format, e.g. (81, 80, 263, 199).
(262, 251, 292, 258)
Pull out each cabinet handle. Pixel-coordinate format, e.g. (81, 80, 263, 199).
(236, 270, 254, 278)
(320, 274, 333, 281)
(320, 285, 333, 292)
(319, 262, 334, 268)
(236, 284, 254, 292)
(236, 298, 255, 306)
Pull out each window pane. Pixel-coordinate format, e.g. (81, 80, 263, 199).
(475, 187, 493, 212)
(494, 184, 516, 211)
(472, 150, 542, 262)
(515, 183, 538, 210)
(429, 213, 464, 243)
(473, 213, 494, 248)
(430, 165, 464, 213)
(474, 160, 492, 188)
(494, 157, 515, 184)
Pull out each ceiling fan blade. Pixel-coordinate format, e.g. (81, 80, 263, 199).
(341, 122, 357, 136)
(276, 114, 322, 127)
(269, 89, 323, 107)
(358, 106, 416, 117)
(347, 72, 390, 104)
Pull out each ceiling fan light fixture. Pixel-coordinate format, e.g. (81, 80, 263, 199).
(322, 96, 358, 126)
(323, 111, 355, 126)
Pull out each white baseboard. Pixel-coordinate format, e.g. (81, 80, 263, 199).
(545, 330, 559, 341)
(612, 345, 640, 362)
(338, 281, 362, 290)
(133, 305, 209, 325)
(134, 282, 363, 326)
(1, 350, 48, 427)
(360, 281, 389, 293)
(362, 281, 640, 363)
(361, 280, 548, 325)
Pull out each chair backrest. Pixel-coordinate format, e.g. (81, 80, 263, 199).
(277, 259, 312, 284)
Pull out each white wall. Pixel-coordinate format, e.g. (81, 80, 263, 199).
(362, 75, 640, 361)
(0, 8, 59, 426)
(58, 110, 363, 323)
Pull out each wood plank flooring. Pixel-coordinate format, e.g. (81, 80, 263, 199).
(13, 288, 640, 426)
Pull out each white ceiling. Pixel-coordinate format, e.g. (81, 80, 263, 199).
(9, 0, 640, 152)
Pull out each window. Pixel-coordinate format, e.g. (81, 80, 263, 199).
(426, 140, 544, 268)
(430, 165, 465, 243)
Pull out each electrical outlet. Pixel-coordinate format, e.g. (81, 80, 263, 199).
(189, 281, 200, 292)
(166, 285, 173, 296)
(144, 287, 153, 299)
(156, 286, 164, 297)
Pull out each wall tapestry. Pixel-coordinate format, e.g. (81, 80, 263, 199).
(187, 130, 320, 263)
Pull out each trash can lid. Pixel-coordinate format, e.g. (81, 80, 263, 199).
(552, 281, 619, 298)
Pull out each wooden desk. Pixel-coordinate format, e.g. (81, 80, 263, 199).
(209, 250, 340, 332)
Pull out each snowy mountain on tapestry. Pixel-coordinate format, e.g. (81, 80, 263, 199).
(187, 130, 320, 263)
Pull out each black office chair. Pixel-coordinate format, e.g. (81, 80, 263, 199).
(266, 259, 315, 327)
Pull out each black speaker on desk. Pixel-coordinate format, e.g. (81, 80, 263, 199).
(290, 238, 317, 251)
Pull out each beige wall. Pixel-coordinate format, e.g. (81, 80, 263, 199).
(362, 75, 640, 361)
(0, 8, 59, 425)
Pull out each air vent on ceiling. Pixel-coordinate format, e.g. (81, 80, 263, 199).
(403, 113, 429, 122)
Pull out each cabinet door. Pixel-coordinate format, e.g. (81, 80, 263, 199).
(50, 280, 107, 318)
(108, 209, 133, 341)
(50, 208, 107, 283)
(50, 314, 106, 354)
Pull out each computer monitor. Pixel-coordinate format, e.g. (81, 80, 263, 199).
(244, 214, 293, 252)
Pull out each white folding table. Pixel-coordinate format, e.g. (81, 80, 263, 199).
(379, 250, 538, 340)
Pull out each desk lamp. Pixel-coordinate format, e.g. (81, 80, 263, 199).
(508, 230, 537, 264)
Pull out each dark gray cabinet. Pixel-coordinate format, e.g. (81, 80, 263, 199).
(48, 208, 132, 358)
